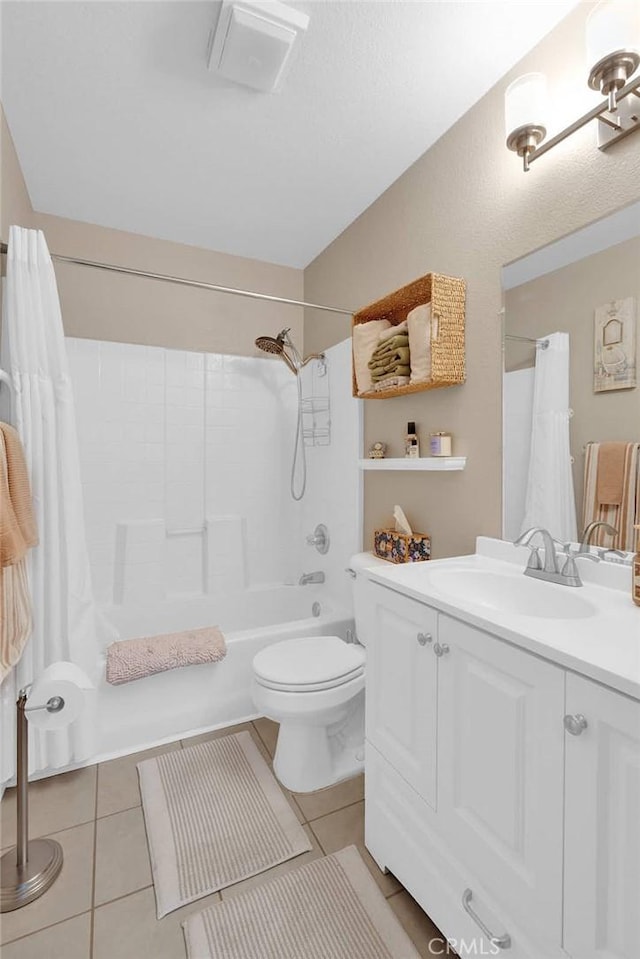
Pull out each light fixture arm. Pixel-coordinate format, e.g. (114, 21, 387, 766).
(524, 74, 640, 171)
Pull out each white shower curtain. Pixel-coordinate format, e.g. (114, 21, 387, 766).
(0, 226, 101, 784)
(520, 332, 577, 543)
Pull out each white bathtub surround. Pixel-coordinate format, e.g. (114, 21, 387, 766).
(205, 516, 247, 594)
(65, 338, 300, 604)
(502, 366, 535, 541)
(50, 335, 362, 769)
(299, 339, 363, 613)
(0, 229, 105, 786)
(114, 520, 166, 605)
(521, 332, 577, 542)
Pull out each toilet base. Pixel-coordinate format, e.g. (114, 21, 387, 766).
(270, 690, 364, 793)
(274, 730, 365, 793)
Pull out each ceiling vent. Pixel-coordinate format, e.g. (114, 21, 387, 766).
(208, 1, 310, 93)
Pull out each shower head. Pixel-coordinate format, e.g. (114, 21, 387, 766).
(255, 328, 325, 376)
(255, 329, 299, 374)
(255, 332, 286, 355)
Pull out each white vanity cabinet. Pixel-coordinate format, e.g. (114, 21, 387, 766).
(364, 578, 640, 959)
(364, 580, 438, 807)
(437, 615, 565, 949)
(563, 673, 640, 959)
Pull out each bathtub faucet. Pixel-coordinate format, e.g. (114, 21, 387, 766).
(299, 571, 325, 585)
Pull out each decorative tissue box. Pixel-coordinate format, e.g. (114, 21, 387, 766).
(373, 529, 431, 564)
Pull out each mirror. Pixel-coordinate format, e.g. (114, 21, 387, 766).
(502, 201, 640, 556)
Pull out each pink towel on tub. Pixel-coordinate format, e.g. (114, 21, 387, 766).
(106, 627, 227, 685)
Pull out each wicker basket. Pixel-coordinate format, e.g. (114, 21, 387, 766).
(352, 272, 466, 399)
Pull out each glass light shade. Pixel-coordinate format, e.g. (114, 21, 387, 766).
(586, 0, 640, 67)
(504, 73, 548, 138)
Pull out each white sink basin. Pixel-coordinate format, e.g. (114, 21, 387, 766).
(427, 568, 597, 620)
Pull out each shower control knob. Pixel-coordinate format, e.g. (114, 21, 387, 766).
(306, 524, 330, 555)
(564, 713, 588, 736)
(417, 632, 432, 646)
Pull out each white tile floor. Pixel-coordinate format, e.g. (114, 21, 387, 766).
(1, 720, 447, 958)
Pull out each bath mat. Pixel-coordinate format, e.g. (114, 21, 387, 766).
(183, 845, 421, 959)
(137, 731, 311, 917)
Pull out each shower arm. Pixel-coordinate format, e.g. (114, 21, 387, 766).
(281, 332, 325, 373)
(299, 353, 325, 368)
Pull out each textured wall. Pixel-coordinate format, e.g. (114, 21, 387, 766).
(31, 212, 304, 358)
(303, 4, 640, 558)
(2, 102, 304, 359)
(0, 105, 34, 238)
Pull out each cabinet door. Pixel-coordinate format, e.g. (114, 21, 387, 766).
(365, 582, 438, 807)
(564, 673, 640, 959)
(437, 615, 565, 949)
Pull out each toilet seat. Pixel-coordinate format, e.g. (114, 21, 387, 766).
(253, 636, 365, 693)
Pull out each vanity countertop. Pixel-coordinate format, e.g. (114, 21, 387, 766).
(364, 537, 640, 701)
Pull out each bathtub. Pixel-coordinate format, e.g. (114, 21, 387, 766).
(96, 585, 354, 761)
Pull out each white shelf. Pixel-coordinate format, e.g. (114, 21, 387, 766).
(359, 457, 466, 471)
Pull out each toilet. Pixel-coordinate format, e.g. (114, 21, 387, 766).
(251, 552, 386, 793)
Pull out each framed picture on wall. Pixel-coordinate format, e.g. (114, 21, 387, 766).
(594, 296, 637, 393)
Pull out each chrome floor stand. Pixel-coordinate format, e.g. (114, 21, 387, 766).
(0, 691, 64, 912)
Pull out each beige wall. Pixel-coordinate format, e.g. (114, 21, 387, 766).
(1, 104, 34, 244)
(1, 107, 303, 358)
(29, 213, 304, 356)
(304, 4, 640, 558)
(505, 237, 640, 524)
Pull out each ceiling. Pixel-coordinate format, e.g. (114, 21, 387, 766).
(1, 1, 579, 269)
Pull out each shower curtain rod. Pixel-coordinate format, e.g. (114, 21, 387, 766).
(0, 242, 354, 316)
(505, 333, 549, 348)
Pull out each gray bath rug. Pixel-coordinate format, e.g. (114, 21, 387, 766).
(183, 845, 421, 959)
(137, 731, 311, 917)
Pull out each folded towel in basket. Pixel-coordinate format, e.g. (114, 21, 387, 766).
(106, 627, 227, 685)
(369, 347, 411, 374)
(372, 375, 411, 392)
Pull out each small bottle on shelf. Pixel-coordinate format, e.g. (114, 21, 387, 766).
(405, 422, 420, 459)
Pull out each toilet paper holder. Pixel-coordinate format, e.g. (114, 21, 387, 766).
(0, 688, 66, 912)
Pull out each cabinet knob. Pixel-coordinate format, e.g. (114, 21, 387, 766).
(433, 642, 450, 657)
(417, 632, 432, 646)
(564, 713, 588, 736)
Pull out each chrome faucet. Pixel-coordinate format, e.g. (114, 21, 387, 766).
(299, 571, 325, 586)
(514, 527, 599, 587)
(579, 521, 619, 552)
(514, 527, 561, 576)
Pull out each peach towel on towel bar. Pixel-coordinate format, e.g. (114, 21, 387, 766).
(595, 442, 626, 505)
(0, 422, 38, 683)
(583, 441, 640, 550)
(106, 627, 227, 685)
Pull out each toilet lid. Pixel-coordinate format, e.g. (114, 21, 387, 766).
(253, 636, 365, 691)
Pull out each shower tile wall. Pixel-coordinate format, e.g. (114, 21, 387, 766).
(66, 338, 299, 605)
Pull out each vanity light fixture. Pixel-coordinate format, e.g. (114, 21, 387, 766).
(506, 0, 640, 171)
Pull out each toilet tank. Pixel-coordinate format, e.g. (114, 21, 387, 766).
(349, 552, 388, 647)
